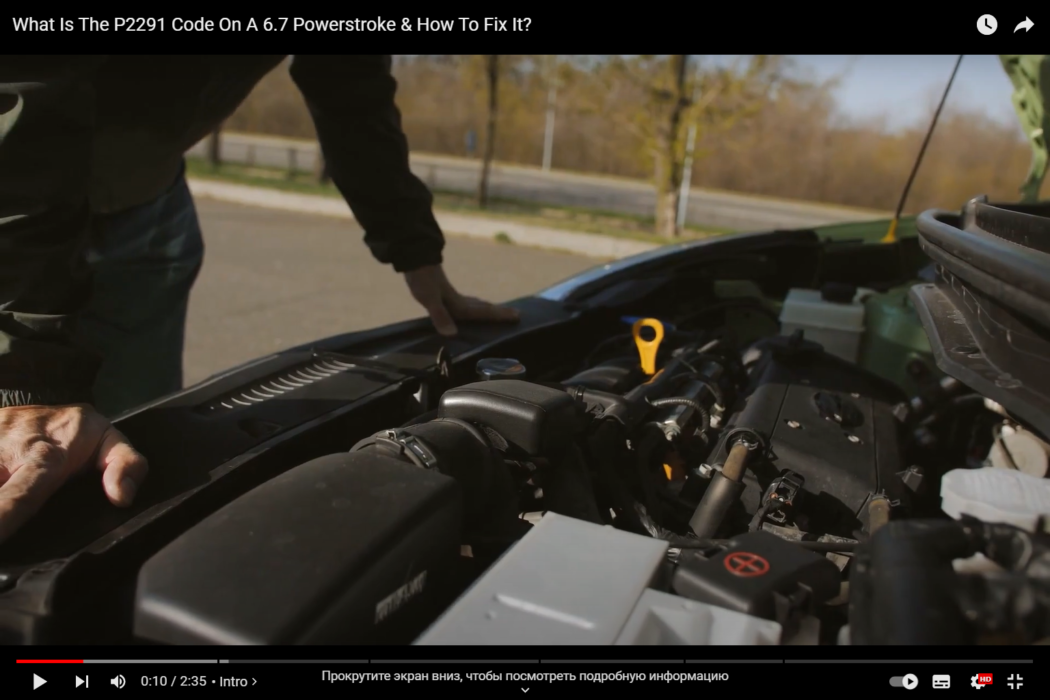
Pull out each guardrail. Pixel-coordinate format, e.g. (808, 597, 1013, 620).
(187, 133, 886, 231)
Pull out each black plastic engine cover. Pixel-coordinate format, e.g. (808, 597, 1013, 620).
(133, 452, 461, 645)
(711, 335, 908, 537)
(438, 379, 583, 455)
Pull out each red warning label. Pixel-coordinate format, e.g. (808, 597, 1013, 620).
(724, 551, 770, 577)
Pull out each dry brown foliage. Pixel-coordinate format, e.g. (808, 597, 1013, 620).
(224, 56, 1033, 213)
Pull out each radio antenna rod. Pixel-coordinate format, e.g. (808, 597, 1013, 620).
(882, 55, 964, 243)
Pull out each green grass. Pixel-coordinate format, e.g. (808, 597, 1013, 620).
(184, 157, 734, 244)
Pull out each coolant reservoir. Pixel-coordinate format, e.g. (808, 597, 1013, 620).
(940, 467, 1050, 532)
(779, 286, 869, 363)
(988, 425, 1050, 477)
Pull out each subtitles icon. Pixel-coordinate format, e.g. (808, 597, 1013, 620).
(971, 674, 992, 689)
(933, 675, 950, 689)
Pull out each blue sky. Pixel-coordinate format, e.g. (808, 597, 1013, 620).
(786, 55, 1017, 131)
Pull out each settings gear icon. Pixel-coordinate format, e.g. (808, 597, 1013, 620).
(971, 675, 984, 689)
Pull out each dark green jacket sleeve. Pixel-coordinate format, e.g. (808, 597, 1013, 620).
(0, 57, 105, 407)
(289, 55, 444, 273)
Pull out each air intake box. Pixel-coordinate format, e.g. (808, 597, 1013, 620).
(438, 379, 582, 455)
(133, 452, 462, 644)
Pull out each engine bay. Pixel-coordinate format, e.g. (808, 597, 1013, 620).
(132, 276, 1050, 646)
(4, 203, 1050, 647)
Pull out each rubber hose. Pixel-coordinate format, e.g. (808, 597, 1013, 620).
(429, 417, 492, 450)
(869, 495, 891, 533)
(720, 441, 753, 481)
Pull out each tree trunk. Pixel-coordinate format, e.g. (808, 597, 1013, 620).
(478, 55, 499, 209)
(654, 151, 680, 238)
(654, 56, 690, 238)
(207, 126, 222, 168)
(314, 152, 330, 184)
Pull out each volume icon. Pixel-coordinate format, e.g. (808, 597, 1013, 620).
(111, 675, 126, 688)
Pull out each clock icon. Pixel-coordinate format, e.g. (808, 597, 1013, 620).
(978, 14, 997, 34)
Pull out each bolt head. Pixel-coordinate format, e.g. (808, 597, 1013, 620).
(848, 435, 861, 443)
(787, 420, 801, 429)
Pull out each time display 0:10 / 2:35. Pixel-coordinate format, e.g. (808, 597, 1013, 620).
(139, 676, 212, 688)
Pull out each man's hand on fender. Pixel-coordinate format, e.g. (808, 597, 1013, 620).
(0, 405, 148, 544)
(404, 264, 520, 336)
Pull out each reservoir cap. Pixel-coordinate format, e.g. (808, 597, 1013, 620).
(476, 358, 527, 381)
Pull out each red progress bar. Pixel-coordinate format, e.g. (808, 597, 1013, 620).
(16, 660, 84, 663)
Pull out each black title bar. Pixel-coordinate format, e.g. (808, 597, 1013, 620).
(0, 10, 1042, 51)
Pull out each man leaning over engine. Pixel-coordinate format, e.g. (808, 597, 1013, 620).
(0, 55, 519, 544)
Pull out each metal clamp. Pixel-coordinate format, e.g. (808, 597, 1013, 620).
(723, 427, 766, 454)
(351, 429, 440, 470)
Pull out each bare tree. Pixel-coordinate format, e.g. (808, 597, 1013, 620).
(574, 56, 780, 237)
(654, 56, 690, 238)
(478, 55, 499, 208)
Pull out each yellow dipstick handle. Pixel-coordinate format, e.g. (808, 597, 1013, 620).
(881, 218, 898, 243)
(632, 318, 664, 375)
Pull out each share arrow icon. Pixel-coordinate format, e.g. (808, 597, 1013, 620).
(1015, 17, 1034, 32)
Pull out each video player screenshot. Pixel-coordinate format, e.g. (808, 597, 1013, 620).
(0, 11, 1045, 694)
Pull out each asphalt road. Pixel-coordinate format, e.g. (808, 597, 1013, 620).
(187, 132, 887, 232)
(183, 198, 598, 385)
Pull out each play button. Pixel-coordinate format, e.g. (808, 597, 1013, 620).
(33, 674, 46, 689)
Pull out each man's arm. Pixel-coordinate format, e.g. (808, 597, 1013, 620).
(288, 55, 444, 273)
(0, 57, 104, 406)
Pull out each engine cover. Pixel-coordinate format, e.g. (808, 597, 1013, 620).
(133, 452, 462, 645)
(710, 334, 909, 538)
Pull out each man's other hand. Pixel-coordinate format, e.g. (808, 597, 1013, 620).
(0, 405, 148, 545)
(404, 264, 520, 336)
